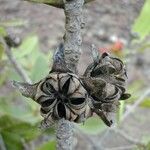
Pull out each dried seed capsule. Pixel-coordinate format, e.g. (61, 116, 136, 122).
(13, 72, 92, 127)
(81, 49, 130, 126)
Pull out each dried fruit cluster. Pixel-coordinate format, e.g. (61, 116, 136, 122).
(13, 44, 130, 127)
(81, 52, 130, 126)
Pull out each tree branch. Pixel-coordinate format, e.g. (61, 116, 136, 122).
(121, 88, 150, 122)
(63, 0, 84, 73)
(56, 119, 74, 150)
(24, 0, 94, 8)
(110, 128, 145, 146)
(105, 145, 137, 150)
(56, 0, 84, 149)
(0, 37, 32, 84)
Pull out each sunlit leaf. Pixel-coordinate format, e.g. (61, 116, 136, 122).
(127, 80, 144, 103)
(36, 140, 56, 150)
(0, 70, 8, 86)
(140, 98, 150, 108)
(79, 116, 106, 134)
(137, 43, 150, 52)
(7, 67, 23, 81)
(117, 101, 125, 122)
(0, 26, 7, 37)
(0, 115, 40, 141)
(0, 42, 4, 60)
(13, 35, 39, 58)
(0, 95, 40, 124)
(142, 135, 150, 144)
(0, 20, 27, 27)
(132, 0, 150, 40)
(30, 54, 49, 82)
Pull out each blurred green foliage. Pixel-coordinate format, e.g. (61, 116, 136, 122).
(79, 116, 106, 134)
(133, 0, 150, 40)
(0, 0, 150, 149)
(0, 20, 28, 28)
(122, 0, 150, 115)
(37, 140, 56, 150)
(0, 26, 55, 149)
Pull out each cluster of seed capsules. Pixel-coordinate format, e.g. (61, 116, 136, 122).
(14, 44, 130, 128)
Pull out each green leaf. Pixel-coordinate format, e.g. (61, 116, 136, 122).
(132, 0, 150, 40)
(127, 80, 144, 104)
(37, 140, 56, 150)
(0, 70, 8, 86)
(137, 42, 150, 52)
(0, 95, 40, 124)
(30, 54, 49, 82)
(78, 116, 106, 134)
(0, 20, 27, 27)
(0, 41, 4, 60)
(0, 26, 7, 37)
(140, 98, 150, 108)
(117, 101, 125, 122)
(145, 142, 150, 150)
(13, 35, 39, 58)
(126, 136, 150, 150)
(0, 115, 40, 141)
(1, 131, 23, 150)
(142, 135, 150, 144)
(7, 67, 23, 81)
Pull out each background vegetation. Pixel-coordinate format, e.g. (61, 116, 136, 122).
(0, 0, 150, 149)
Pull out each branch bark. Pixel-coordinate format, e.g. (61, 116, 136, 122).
(24, 0, 94, 8)
(63, 0, 84, 73)
(56, 0, 84, 149)
(56, 119, 74, 150)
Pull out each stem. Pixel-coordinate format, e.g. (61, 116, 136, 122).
(121, 88, 150, 122)
(56, 119, 74, 150)
(56, 0, 84, 150)
(0, 37, 32, 84)
(63, 0, 84, 73)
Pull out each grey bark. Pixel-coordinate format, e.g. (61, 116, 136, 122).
(56, 0, 84, 150)
(56, 119, 74, 150)
(63, 0, 84, 73)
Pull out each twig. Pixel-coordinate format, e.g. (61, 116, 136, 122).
(75, 125, 104, 150)
(110, 128, 145, 146)
(0, 134, 6, 150)
(56, 119, 74, 150)
(121, 88, 150, 122)
(56, 0, 84, 150)
(75, 125, 143, 149)
(0, 37, 32, 83)
(105, 145, 137, 150)
(96, 125, 145, 149)
(105, 87, 150, 149)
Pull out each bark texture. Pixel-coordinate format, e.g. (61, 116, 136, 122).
(56, 0, 84, 150)
(56, 119, 74, 150)
(25, 0, 93, 8)
(63, 0, 84, 73)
